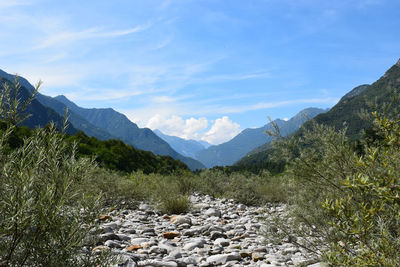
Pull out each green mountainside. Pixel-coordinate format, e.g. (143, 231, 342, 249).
(1, 123, 189, 175)
(195, 107, 326, 168)
(66, 131, 189, 174)
(238, 59, 400, 171)
(309, 59, 400, 139)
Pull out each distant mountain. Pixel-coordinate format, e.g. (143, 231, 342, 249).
(237, 59, 400, 171)
(198, 140, 212, 149)
(195, 107, 326, 168)
(36, 94, 116, 141)
(55, 95, 205, 170)
(154, 129, 208, 158)
(0, 72, 77, 134)
(0, 69, 111, 138)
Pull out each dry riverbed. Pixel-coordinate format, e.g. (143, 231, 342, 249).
(93, 194, 325, 267)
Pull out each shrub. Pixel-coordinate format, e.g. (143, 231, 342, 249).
(0, 78, 113, 266)
(322, 111, 400, 265)
(265, 112, 400, 265)
(157, 194, 191, 215)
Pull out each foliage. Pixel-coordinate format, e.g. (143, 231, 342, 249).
(157, 194, 191, 215)
(0, 76, 77, 134)
(0, 75, 39, 125)
(1, 124, 190, 176)
(232, 150, 286, 175)
(0, 78, 113, 266)
(265, 109, 400, 266)
(322, 110, 400, 265)
(195, 170, 287, 205)
(66, 131, 189, 174)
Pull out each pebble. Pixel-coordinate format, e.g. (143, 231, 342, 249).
(93, 194, 320, 267)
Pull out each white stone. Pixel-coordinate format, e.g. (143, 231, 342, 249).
(205, 208, 221, 217)
(206, 252, 241, 264)
(170, 215, 192, 225)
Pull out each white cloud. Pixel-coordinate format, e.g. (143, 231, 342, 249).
(202, 116, 240, 145)
(145, 114, 240, 145)
(146, 115, 208, 140)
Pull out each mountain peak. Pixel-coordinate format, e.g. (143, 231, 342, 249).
(396, 58, 400, 67)
(340, 84, 370, 101)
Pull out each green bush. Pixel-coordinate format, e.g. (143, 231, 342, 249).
(0, 78, 113, 266)
(322, 111, 400, 265)
(157, 194, 191, 215)
(266, 112, 400, 265)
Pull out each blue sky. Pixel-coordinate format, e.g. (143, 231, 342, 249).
(0, 0, 399, 144)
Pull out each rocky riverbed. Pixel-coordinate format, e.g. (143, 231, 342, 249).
(93, 194, 324, 267)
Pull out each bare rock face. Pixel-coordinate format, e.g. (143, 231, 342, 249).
(95, 194, 321, 267)
(396, 58, 400, 67)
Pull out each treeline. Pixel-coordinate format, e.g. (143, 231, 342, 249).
(209, 157, 285, 175)
(1, 122, 189, 175)
(66, 131, 189, 174)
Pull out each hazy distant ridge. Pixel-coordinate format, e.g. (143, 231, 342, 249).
(154, 129, 210, 158)
(195, 107, 326, 168)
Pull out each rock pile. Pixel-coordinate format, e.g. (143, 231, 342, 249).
(94, 194, 324, 267)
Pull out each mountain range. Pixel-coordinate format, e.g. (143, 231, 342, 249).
(0, 70, 205, 170)
(238, 58, 400, 169)
(0, 71, 77, 134)
(8, 57, 393, 172)
(194, 107, 326, 168)
(1, 68, 327, 170)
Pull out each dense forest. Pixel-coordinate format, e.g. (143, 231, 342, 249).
(1, 122, 189, 175)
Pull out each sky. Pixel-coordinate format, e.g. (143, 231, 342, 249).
(0, 0, 399, 144)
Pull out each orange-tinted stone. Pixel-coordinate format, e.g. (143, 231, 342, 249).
(163, 231, 179, 239)
(126, 244, 142, 251)
(98, 214, 112, 221)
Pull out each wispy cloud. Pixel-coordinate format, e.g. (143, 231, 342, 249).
(0, 0, 32, 8)
(150, 35, 174, 50)
(65, 89, 150, 102)
(195, 71, 271, 84)
(208, 97, 340, 115)
(35, 23, 153, 49)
